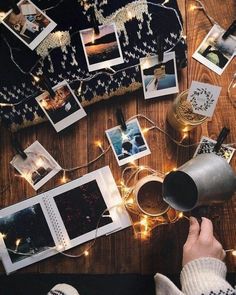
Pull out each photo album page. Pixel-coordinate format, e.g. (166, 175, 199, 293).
(0, 167, 131, 274)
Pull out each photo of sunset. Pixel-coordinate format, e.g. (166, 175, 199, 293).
(80, 23, 123, 71)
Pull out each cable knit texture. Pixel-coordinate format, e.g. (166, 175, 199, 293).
(154, 258, 235, 295)
(180, 257, 235, 295)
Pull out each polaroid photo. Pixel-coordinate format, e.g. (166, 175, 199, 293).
(0, 202, 56, 267)
(1, 0, 57, 50)
(11, 141, 61, 190)
(140, 52, 179, 99)
(187, 81, 222, 117)
(105, 118, 151, 166)
(193, 136, 235, 163)
(35, 80, 87, 132)
(80, 23, 124, 72)
(192, 24, 236, 75)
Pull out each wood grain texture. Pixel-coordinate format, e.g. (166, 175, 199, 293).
(0, 0, 235, 275)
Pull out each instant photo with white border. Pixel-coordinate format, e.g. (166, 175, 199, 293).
(192, 24, 236, 75)
(1, 0, 57, 50)
(193, 136, 235, 163)
(80, 23, 124, 72)
(105, 118, 151, 166)
(36, 80, 86, 132)
(140, 52, 179, 99)
(11, 140, 61, 190)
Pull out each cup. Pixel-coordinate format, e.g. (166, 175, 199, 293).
(167, 90, 208, 132)
(134, 175, 169, 216)
(162, 153, 236, 211)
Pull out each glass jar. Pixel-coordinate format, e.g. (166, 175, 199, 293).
(167, 90, 208, 132)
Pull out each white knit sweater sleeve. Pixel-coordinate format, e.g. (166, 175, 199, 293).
(154, 258, 235, 295)
(180, 257, 235, 295)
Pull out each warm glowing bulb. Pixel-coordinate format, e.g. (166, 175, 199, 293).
(182, 127, 189, 132)
(139, 165, 145, 170)
(172, 167, 177, 171)
(0, 233, 6, 239)
(127, 10, 133, 19)
(40, 99, 48, 108)
(142, 127, 149, 134)
(84, 250, 89, 256)
(96, 141, 102, 148)
(232, 250, 236, 256)
(182, 133, 188, 140)
(140, 217, 148, 226)
(16, 239, 21, 247)
(91, 31, 95, 44)
(61, 171, 68, 184)
(126, 198, 134, 205)
(120, 180, 125, 186)
(178, 212, 184, 218)
(33, 75, 40, 82)
(57, 244, 64, 251)
(189, 4, 196, 11)
(162, 0, 169, 4)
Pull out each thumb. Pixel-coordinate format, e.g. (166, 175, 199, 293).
(185, 217, 200, 245)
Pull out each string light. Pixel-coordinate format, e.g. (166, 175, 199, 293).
(84, 250, 89, 256)
(95, 141, 105, 153)
(61, 170, 68, 184)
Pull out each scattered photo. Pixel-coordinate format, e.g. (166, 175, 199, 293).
(11, 141, 61, 190)
(36, 80, 86, 132)
(193, 136, 235, 163)
(80, 23, 124, 72)
(1, 0, 57, 50)
(192, 24, 236, 75)
(0, 204, 55, 263)
(105, 118, 151, 166)
(53, 180, 113, 240)
(140, 52, 179, 99)
(187, 81, 221, 117)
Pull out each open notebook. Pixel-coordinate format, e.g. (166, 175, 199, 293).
(0, 166, 131, 274)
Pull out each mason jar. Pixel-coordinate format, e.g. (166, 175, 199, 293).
(167, 90, 208, 132)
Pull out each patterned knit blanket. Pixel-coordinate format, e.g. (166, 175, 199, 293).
(0, 0, 186, 131)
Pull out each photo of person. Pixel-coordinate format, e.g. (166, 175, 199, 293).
(193, 24, 236, 75)
(0, 204, 55, 263)
(11, 141, 61, 190)
(2, 0, 57, 50)
(35, 80, 86, 132)
(80, 23, 124, 71)
(140, 52, 179, 99)
(105, 118, 151, 166)
(53, 180, 113, 240)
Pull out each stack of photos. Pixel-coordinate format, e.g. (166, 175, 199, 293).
(105, 118, 151, 166)
(11, 141, 61, 190)
(193, 24, 236, 75)
(36, 80, 86, 132)
(140, 52, 179, 99)
(1, 0, 56, 50)
(0, 167, 131, 274)
(80, 23, 124, 72)
(193, 136, 235, 163)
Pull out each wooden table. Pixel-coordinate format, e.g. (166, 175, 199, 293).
(0, 0, 235, 275)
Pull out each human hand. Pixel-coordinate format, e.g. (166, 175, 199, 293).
(182, 217, 225, 266)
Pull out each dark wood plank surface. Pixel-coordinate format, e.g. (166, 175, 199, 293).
(0, 0, 235, 275)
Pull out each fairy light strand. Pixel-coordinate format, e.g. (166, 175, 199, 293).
(190, 0, 218, 26)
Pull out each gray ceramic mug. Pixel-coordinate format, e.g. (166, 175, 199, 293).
(163, 153, 236, 211)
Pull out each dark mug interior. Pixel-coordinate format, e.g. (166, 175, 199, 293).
(136, 179, 169, 216)
(163, 171, 198, 211)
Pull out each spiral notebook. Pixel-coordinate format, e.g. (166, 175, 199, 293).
(0, 166, 131, 274)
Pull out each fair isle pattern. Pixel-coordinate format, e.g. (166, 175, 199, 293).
(48, 290, 66, 295)
(206, 289, 236, 295)
(0, 0, 186, 130)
